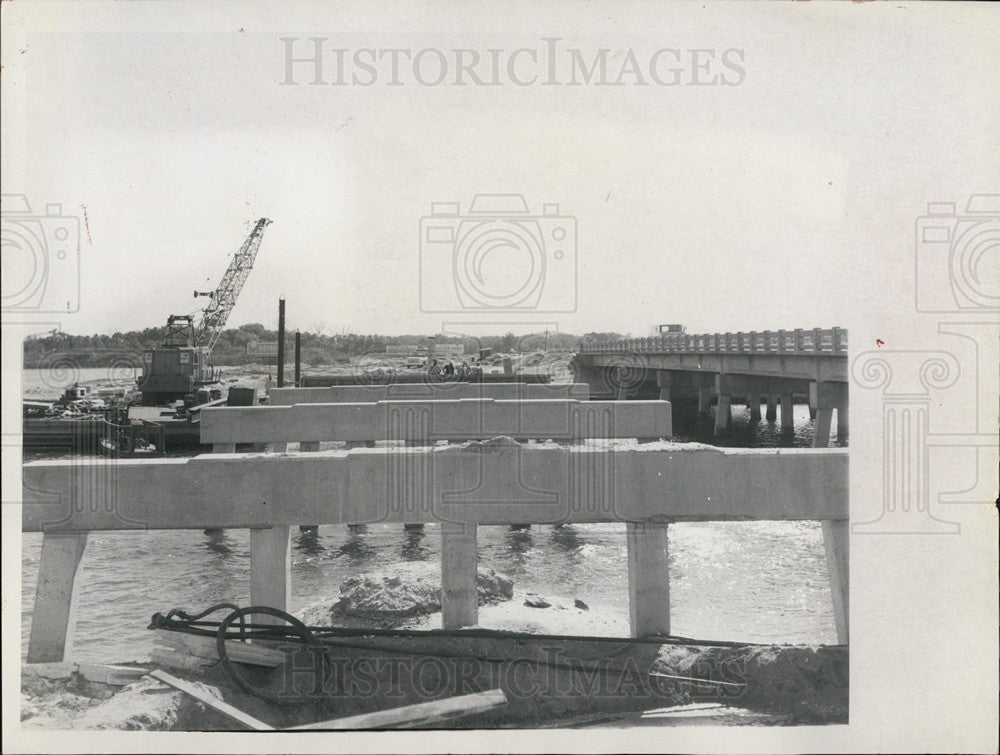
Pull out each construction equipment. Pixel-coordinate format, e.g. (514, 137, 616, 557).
(137, 218, 271, 403)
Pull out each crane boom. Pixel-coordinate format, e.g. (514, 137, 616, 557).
(195, 218, 271, 352)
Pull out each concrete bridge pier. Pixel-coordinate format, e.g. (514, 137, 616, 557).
(780, 394, 795, 436)
(441, 523, 478, 629)
(813, 382, 849, 448)
(748, 394, 762, 423)
(713, 394, 732, 435)
(809, 382, 818, 420)
(626, 522, 671, 637)
(697, 386, 712, 415)
(766, 395, 778, 422)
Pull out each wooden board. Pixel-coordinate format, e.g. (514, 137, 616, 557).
(287, 688, 507, 730)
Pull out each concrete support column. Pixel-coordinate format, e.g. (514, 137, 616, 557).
(809, 382, 818, 420)
(748, 395, 762, 422)
(441, 523, 478, 629)
(814, 381, 848, 448)
(837, 395, 849, 443)
(626, 522, 670, 638)
(765, 395, 778, 422)
(697, 386, 712, 415)
(299, 441, 319, 530)
(780, 394, 795, 436)
(813, 408, 834, 448)
(713, 394, 731, 436)
(27, 531, 89, 663)
(822, 520, 849, 644)
(205, 442, 237, 534)
(250, 525, 291, 620)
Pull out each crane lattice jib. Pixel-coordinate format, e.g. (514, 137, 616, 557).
(197, 218, 271, 352)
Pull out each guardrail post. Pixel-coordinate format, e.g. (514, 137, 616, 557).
(27, 531, 89, 663)
(832, 327, 844, 352)
(822, 520, 849, 644)
(626, 522, 670, 637)
(250, 525, 291, 618)
(441, 523, 478, 629)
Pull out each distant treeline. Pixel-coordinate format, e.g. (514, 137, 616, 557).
(22, 324, 626, 368)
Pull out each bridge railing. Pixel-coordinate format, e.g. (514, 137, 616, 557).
(578, 327, 848, 355)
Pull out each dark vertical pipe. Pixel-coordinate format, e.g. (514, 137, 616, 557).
(294, 330, 301, 387)
(277, 296, 286, 388)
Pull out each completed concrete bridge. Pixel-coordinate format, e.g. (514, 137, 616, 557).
(572, 327, 848, 444)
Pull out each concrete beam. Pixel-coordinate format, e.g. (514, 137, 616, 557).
(201, 400, 672, 446)
(583, 352, 848, 384)
(22, 446, 848, 530)
(269, 383, 591, 406)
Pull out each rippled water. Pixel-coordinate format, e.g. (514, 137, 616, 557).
(20, 371, 843, 662)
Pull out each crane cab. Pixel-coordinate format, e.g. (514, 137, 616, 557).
(137, 316, 216, 404)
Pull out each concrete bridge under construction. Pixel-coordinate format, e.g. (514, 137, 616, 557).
(571, 327, 849, 444)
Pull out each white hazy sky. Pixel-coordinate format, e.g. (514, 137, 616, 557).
(2, 2, 997, 338)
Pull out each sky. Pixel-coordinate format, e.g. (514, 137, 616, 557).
(2, 2, 998, 340)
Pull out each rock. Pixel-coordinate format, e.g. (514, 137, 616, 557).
(574, 598, 589, 610)
(299, 562, 513, 627)
(651, 643, 848, 723)
(524, 593, 551, 609)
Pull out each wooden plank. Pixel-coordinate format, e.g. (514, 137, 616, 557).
(27, 531, 89, 663)
(441, 523, 478, 629)
(22, 447, 849, 530)
(626, 522, 670, 638)
(822, 519, 849, 644)
(77, 663, 149, 685)
(250, 525, 291, 622)
(154, 629, 285, 667)
(286, 688, 507, 730)
(150, 648, 212, 672)
(147, 669, 274, 730)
